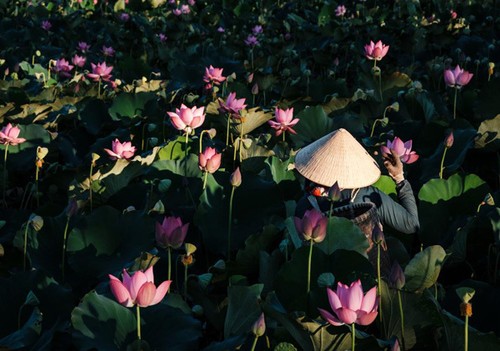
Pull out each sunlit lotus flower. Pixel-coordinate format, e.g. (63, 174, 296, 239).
(380, 136, 419, 164)
(109, 266, 171, 308)
(268, 107, 299, 137)
(172, 8, 181, 16)
(104, 139, 136, 160)
(119, 12, 130, 22)
(188, 0, 195, 5)
(0, 123, 26, 146)
(444, 65, 473, 88)
(52, 58, 74, 78)
(157, 33, 167, 42)
(252, 25, 263, 35)
(230, 167, 242, 187)
(41, 20, 52, 31)
(87, 62, 113, 82)
(252, 313, 266, 337)
(217, 26, 225, 33)
(244, 35, 259, 47)
(167, 104, 205, 134)
(155, 216, 189, 249)
(294, 208, 328, 243)
(219, 92, 247, 118)
(335, 5, 346, 17)
(102, 45, 115, 57)
(199, 147, 222, 174)
(203, 65, 226, 85)
(181, 4, 190, 14)
(77, 41, 91, 53)
(364, 40, 390, 61)
(318, 279, 379, 326)
(72, 54, 86, 68)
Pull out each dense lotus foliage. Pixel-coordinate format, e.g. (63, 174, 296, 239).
(0, 0, 499, 350)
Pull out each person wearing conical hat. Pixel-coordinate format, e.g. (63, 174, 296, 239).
(294, 128, 419, 236)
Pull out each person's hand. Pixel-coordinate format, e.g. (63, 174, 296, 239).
(382, 149, 404, 183)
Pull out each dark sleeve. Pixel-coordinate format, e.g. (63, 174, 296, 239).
(357, 181, 420, 234)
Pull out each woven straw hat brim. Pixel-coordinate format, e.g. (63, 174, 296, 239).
(294, 128, 381, 189)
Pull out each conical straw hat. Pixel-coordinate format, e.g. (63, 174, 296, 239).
(295, 128, 380, 189)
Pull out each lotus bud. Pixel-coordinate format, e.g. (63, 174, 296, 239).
(230, 167, 242, 188)
(389, 261, 405, 290)
(29, 214, 44, 231)
(372, 225, 387, 250)
(251, 313, 266, 337)
(389, 102, 400, 112)
(247, 72, 254, 83)
(251, 83, 259, 95)
(444, 131, 454, 149)
(328, 181, 341, 202)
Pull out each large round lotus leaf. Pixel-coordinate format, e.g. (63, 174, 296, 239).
(316, 216, 370, 256)
(404, 245, 447, 293)
(289, 106, 335, 148)
(418, 173, 489, 246)
(108, 93, 157, 121)
(475, 114, 500, 151)
(5, 124, 51, 171)
(0, 307, 42, 350)
(223, 284, 263, 339)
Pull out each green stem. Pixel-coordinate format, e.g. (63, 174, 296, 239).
(184, 264, 188, 299)
(3, 144, 9, 203)
(227, 186, 236, 261)
(136, 305, 141, 341)
(439, 148, 448, 179)
(464, 315, 469, 351)
(202, 171, 208, 190)
(225, 114, 231, 147)
(398, 290, 406, 351)
(199, 130, 206, 155)
(369, 119, 379, 138)
(453, 87, 458, 119)
(239, 119, 244, 163)
(377, 243, 383, 323)
(282, 131, 286, 142)
(167, 246, 172, 281)
(351, 323, 356, 351)
(61, 215, 70, 281)
(89, 162, 94, 212)
(98, 79, 101, 99)
(250, 335, 259, 351)
(23, 221, 30, 271)
(35, 165, 40, 208)
(307, 240, 314, 294)
(251, 48, 254, 70)
(141, 123, 148, 152)
(378, 73, 383, 101)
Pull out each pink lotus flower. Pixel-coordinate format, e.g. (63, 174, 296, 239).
(268, 107, 299, 136)
(203, 65, 226, 85)
(444, 65, 473, 88)
(41, 20, 52, 31)
(199, 147, 222, 174)
(52, 58, 74, 78)
(244, 35, 259, 47)
(252, 313, 266, 337)
(318, 279, 379, 326)
(167, 104, 206, 134)
(155, 216, 189, 249)
(294, 208, 328, 243)
(72, 54, 86, 68)
(77, 41, 91, 53)
(181, 4, 190, 14)
(0, 123, 26, 146)
(109, 266, 171, 308)
(218, 92, 247, 118)
(104, 139, 136, 160)
(217, 26, 225, 33)
(252, 25, 263, 35)
(102, 45, 115, 57)
(87, 62, 113, 82)
(172, 8, 182, 16)
(230, 167, 242, 187)
(364, 40, 390, 61)
(157, 33, 168, 43)
(335, 5, 346, 17)
(380, 137, 419, 164)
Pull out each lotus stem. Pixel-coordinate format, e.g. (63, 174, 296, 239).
(250, 335, 259, 351)
(307, 239, 314, 294)
(61, 215, 70, 281)
(199, 130, 206, 155)
(89, 162, 94, 212)
(439, 147, 448, 179)
(377, 242, 383, 323)
(351, 323, 356, 351)
(398, 289, 406, 351)
(239, 120, 244, 163)
(251, 48, 254, 70)
(227, 186, 236, 261)
(379, 73, 383, 101)
(225, 114, 231, 147)
(141, 123, 148, 152)
(453, 87, 458, 119)
(184, 263, 188, 299)
(464, 314, 469, 351)
(97, 79, 101, 99)
(3, 144, 9, 203)
(23, 221, 30, 271)
(136, 305, 141, 341)
(282, 132, 286, 143)
(202, 171, 208, 190)
(370, 106, 390, 137)
(168, 246, 172, 281)
(35, 165, 40, 208)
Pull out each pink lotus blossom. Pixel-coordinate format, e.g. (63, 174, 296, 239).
(52, 58, 74, 78)
(102, 45, 115, 57)
(217, 26, 225, 33)
(335, 5, 346, 17)
(41, 20, 52, 31)
(252, 313, 266, 337)
(294, 208, 328, 243)
(181, 4, 190, 14)
(109, 266, 171, 308)
(230, 167, 242, 187)
(364, 40, 390, 61)
(167, 104, 206, 134)
(380, 136, 419, 164)
(157, 33, 167, 43)
(218, 92, 247, 118)
(119, 12, 130, 22)
(318, 279, 379, 326)
(104, 139, 136, 160)
(444, 65, 473, 88)
(268, 107, 299, 136)
(172, 8, 182, 16)
(87, 62, 113, 82)
(77, 41, 91, 53)
(188, 0, 195, 5)
(155, 216, 189, 249)
(203, 65, 226, 85)
(252, 25, 263, 35)
(0, 123, 26, 146)
(72, 54, 86, 68)
(199, 147, 222, 174)
(244, 35, 259, 47)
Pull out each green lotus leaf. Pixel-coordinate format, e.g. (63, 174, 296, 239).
(224, 284, 263, 339)
(404, 245, 447, 292)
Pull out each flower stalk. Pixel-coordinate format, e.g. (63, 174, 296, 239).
(61, 214, 70, 281)
(351, 323, 356, 351)
(3, 144, 8, 203)
(307, 239, 314, 294)
(397, 290, 406, 350)
(23, 221, 30, 271)
(227, 185, 236, 260)
(136, 305, 142, 341)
